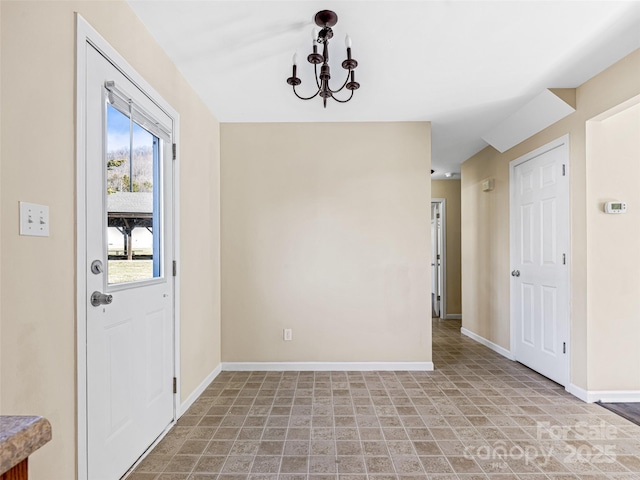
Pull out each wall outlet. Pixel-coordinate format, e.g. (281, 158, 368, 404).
(19, 202, 50, 237)
(283, 328, 293, 341)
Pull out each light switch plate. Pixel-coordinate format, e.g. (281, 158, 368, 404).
(19, 202, 50, 237)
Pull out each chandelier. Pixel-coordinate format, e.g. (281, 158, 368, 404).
(286, 10, 360, 108)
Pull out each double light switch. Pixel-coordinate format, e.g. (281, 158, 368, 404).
(19, 202, 50, 237)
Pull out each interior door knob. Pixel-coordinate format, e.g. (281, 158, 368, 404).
(91, 291, 113, 307)
(511, 270, 521, 277)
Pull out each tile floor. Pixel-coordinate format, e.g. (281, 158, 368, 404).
(126, 319, 640, 479)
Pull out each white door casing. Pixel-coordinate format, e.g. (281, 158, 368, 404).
(76, 16, 180, 480)
(510, 136, 570, 386)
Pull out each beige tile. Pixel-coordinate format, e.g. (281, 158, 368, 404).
(162, 455, 199, 473)
(187, 427, 217, 441)
(616, 454, 640, 471)
(151, 438, 184, 457)
(364, 455, 395, 473)
(136, 455, 173, 473)
(155, 474, 191, 480)
(193, 456, 226, 473)
(335, 456, 366, 474)
(205, 440, 234, 456)
(387, 441, 415, 456)
(420, 455, 454, 473)
(284, 440, 309, 455)
(413, 440, 442, 456)
(176, 440, 209, 456)
(212, 427, 240, 440)
(125, 474, 158, 480)
(250, 455, 281, 473)
(308, 455, 338, 473)
(335, 428, 359, 440)
(220, 455, 253, 473)
(446, 455, 484, 473)
(405, 427, 433, 440)
(391, 455, 425, 474)
(378, 416, 403, 427)
(336, 441, 362, 456)
(312, 427, 335, 440)
(310, 440, 336, 456)
(280, 455, 309, 473)
(382, 427, 409, 441)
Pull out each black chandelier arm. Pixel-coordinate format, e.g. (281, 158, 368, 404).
(292, 84, 321, 101)
(313, 63, 321, 90)
(330, 89, 355, 103)
(328, 69, 352, 94)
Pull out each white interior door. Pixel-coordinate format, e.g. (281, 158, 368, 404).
(431, 201, 444, 318)
(85, 44, 175, 480)
(511, 138, 569, 386)
(431, 204, 440, 317)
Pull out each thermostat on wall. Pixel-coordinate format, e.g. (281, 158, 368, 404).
(604, 201, 627, 214)
(481, 178, 495, 192)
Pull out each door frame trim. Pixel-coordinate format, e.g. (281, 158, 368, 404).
(75, 15, 181, 480)
(508, 134, 570, 387)
(431, 199, 447, 319)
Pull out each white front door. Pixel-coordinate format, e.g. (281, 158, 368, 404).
(510, 137, 569, 386)
(84, 44, 175, 480)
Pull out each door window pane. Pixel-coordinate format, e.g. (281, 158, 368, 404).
(106, 103, 161, 284)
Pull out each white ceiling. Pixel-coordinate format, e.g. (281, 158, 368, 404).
(128, 1, 640, 178)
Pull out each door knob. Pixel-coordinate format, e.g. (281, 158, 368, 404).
(91, 291, 113, 307)
(511, 270, 520, 277)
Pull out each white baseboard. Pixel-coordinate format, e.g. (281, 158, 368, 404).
(460, 327, 515, 360)
(566, 383, 640, 403)
(179, 364, 222, 416)
(566, 383, 589, 402)
(597, 391, 640, 403)
(444, 314, 462, 320)
(222, 362, 434, 372)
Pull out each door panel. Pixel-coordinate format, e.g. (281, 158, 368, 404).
(520, 204, 534, 264)
(106, 320, 134, 437)
(146, 310, 167, 402)
(511, 140, 569, 386)
(85, 44, 174, 480)
(541, 198, 557, 264)
(541, 285, 557, 354)
(521, 283, 535, 346)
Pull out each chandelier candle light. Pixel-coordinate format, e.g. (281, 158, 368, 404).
(287, 10, 360, 108)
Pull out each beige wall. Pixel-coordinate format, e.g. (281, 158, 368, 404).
(461, 49, 640, 391)
(432, 180, 462, 316)
(586, 101, 640, 390)
(461, 148, 511, 349)
(0, 2, 221, 479)
(221, 123, 432, 364)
